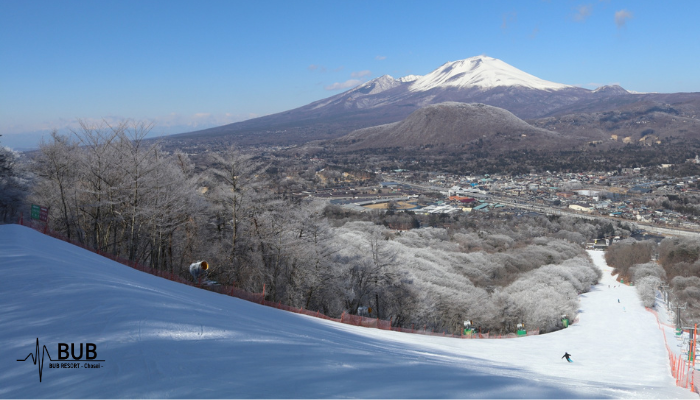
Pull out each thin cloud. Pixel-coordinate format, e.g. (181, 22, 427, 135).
(574, 4, 592, 21)
(530, 26, 540, 39)
(375, 55, 387, 60)
(148, 112, 252, 130)
(501, 12, 517, 31)
(351, 70, 371, 78)
(614, 9, 632, 28)
(324, 79, 362, 91)
(308, 64, 327, 73)
(332, 66, 345, 72)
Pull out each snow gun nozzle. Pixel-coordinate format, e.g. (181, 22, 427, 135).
(201, 261, 208, 270)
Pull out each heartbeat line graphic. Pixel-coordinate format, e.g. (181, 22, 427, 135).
(17, 339, 106, 382)
(16, 338, 55, 382)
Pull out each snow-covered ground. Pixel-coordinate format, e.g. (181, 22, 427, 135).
(408, 56, 573, 92)
(0, 224, 696, 398)
(653, 283, 699, 377)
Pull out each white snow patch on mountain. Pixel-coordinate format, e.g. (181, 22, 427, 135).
(398, 74, 421, 83)
(409, 56, 573, 92)
(593, 85, 630, 94)
(352, 75, 402, 95)
(1, 225, 695, 398)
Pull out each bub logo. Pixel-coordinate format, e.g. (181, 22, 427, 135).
(16, 338, 106, 382)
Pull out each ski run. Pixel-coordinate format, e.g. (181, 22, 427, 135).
(0, 224, 696, 398)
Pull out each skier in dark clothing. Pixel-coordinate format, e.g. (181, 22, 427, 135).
(562, 352, 572, 362)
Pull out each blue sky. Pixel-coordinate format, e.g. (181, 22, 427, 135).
(1, 0, 699, 149)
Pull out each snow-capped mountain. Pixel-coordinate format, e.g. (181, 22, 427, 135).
(342, 56, 572, 97)
(172, 56, 700, 146)
(326, 56, 577, 109)
(408, 56, 573, 92)
(592, 84, 630, 96)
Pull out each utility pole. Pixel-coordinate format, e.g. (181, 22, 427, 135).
(681, 324, 697, 390)
(694, 324, 697, 391)
(375, 293, 380, 319)
(677, 304, 687, 328)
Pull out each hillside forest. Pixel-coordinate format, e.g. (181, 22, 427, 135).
(606, 238, 700, 324)
(0, 121, 672, 335)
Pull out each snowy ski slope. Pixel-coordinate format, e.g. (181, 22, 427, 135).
(0, 224, 695, 398)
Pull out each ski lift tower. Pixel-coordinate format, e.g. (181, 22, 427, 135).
(675, 303, 688, 336)
(680, 324, 698, 391)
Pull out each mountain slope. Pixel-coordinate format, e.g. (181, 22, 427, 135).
(1, 224, 694, 398)
(530, 100, 700, 145)
(170, 56, 700, 147)
(332, 102, 570, 152)
(168, 56, 589, 145)
(409, 56, 572, 91)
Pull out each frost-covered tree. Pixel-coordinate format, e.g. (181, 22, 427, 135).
(0, 138, 28, 223)
(31, 120, 205, 273)
(670, 276, 700, 324)
(33, 131, 79, 238)
(605, 239, 654, 280)
(629, 262, 666, 283)
(636, 276, 662, 308)
(204, 146, 268, 287)
(659, 237, 700, 279)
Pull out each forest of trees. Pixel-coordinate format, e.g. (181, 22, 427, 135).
(0, 137, 27, 222)
(606, 238, 700, 324)
(0, 121, 646, 334)
(309, 143, 700, 176)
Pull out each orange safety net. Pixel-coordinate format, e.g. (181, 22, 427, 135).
(646, 307, 698, 394)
